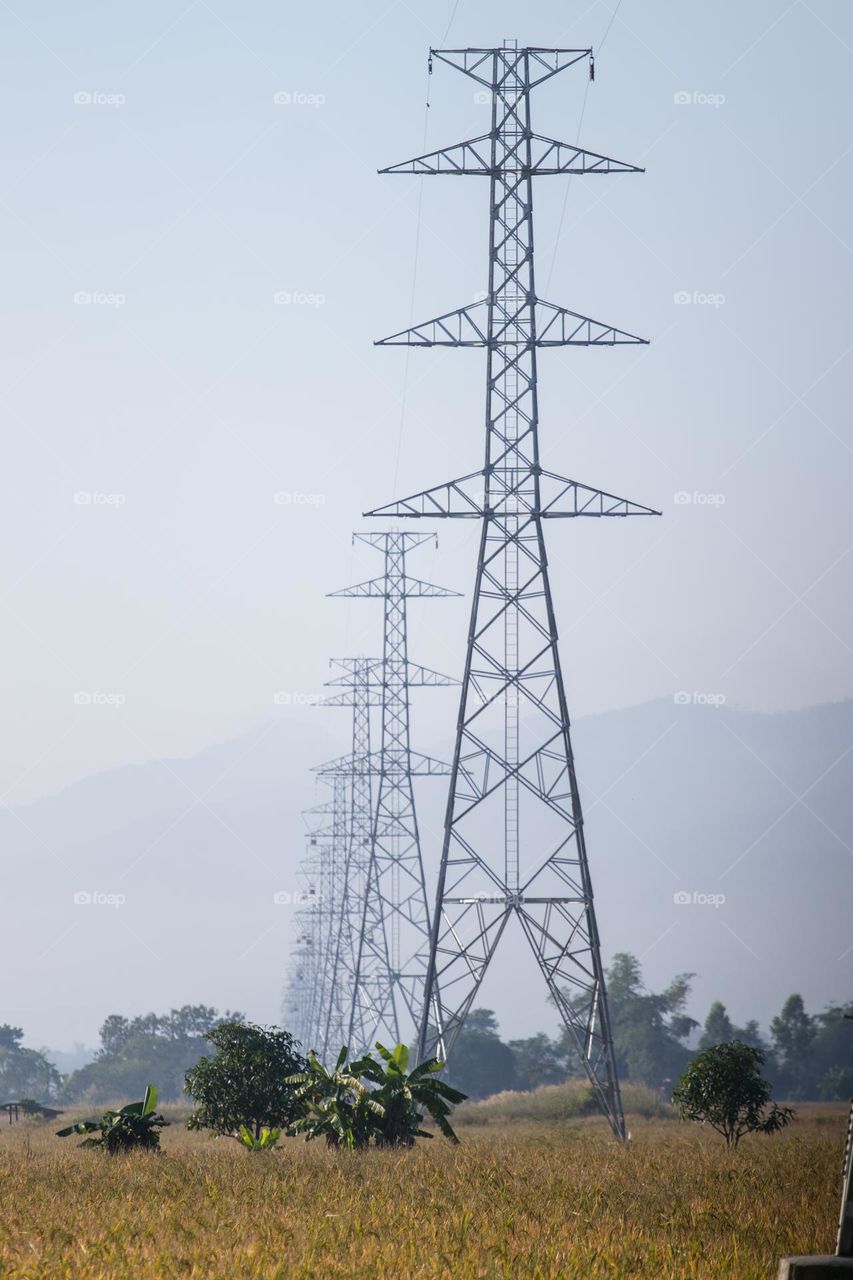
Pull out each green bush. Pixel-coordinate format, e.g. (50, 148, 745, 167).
(56, 1085, 169, 1153)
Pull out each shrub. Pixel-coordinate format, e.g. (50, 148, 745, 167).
(672, 1041, 794, 1148)
(185, 1021, 306, 1144)
(56, 1085, 168, 1153)
(288, 1043, 466, 1149)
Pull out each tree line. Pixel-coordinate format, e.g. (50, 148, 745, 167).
(449, 954, 852, 1101)
(1, 953, 850, 1104)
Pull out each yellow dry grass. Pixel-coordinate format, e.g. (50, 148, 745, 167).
(0, 1104, 844, 1278)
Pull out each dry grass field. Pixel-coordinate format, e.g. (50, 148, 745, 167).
(0, 1099, 844, 1279)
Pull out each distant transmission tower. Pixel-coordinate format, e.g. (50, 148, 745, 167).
(314, 656, 381, 1059)
(367, 44, 659, 1139)
(326, 532, 456, 1052)
(283, 781, 345, 1048)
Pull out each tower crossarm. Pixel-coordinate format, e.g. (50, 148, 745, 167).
(430, 46, 591, 90)
(315, 748, 451, 777)
(380, 134, 641, 178)
(375, 299, 646, 348)
(330, 574, 459, 599)
(324, 658, 457, 694)
(366, 469, 660, 520)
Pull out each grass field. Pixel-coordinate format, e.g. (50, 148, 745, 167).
(0, 1098, 845, 1279)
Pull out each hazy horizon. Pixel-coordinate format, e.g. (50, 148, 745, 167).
(1, 1, 852, 1062)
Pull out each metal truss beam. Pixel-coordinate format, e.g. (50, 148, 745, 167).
(380, 133, 642, 178)
(375, 299, 647, 348)
(365, 468, 660, 521)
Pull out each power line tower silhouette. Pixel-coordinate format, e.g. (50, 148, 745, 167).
(314, 656, 381, 1059)
(326, 532, 457, 1052)
(367, 44, 660, 1138)
(285, 662, 377, 1058)
(283, 782, 345, 1049)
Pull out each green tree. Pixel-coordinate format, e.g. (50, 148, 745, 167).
(353, 1042, 466, 1146)
(445, 1009, 519, 1099)
(0, 1025, 61, 1100)
(65, 1005, 242, 1102)
(698, 1003, 767, 1053)
(566, 954, 696, 1087)
(732, 1019, 767, 1052)
(770, 994, 815, 1097)
(57, 1085, 169, 1153)
(672, 1041, 793, 1148)
(287, 1047, 384, 1149)
(185, 1022, 305, 1143)
(508, 1033, 568, 1089)
(699, 1001, 734, 1048)
(809, 1003, 853, 1099)
(818, 1064, 853, 1100)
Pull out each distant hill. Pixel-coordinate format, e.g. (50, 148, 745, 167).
(2, 699, 850, 1049)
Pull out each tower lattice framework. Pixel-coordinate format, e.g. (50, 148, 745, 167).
(283, 776, 347, 1049)
(312, 656, 379, 1059)
(367, 44, 660, 1138)
(326, 532, 456, 1052)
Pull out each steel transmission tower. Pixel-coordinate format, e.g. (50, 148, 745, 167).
(314, 656, 381, 1059)
(367, 44, 660, 1139)
(325, 532, 457, 1052)
(283, 782, 345, 1048)
(285, 664, 377, 1059)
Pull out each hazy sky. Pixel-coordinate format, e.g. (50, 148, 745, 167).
(1, 0, 851, 807)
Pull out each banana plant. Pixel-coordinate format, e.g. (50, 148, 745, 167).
(56, 1084, 169, 1153)
(286, 1047, 385, 1149)
(351, 1042, 467, 1146)
(238, 1124, 281, 1151)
